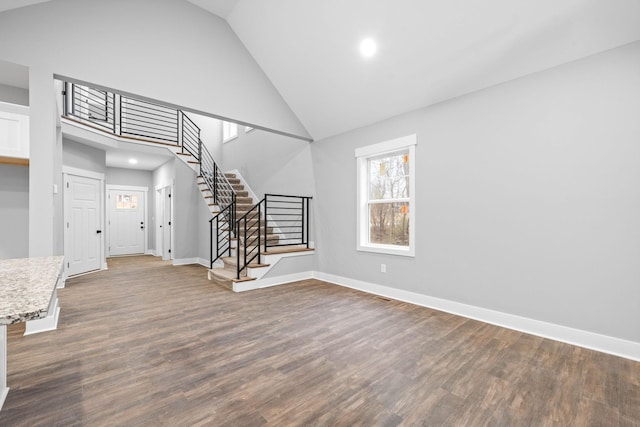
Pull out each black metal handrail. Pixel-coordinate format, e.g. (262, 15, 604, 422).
(234, 194, 312, 279)
(236, 200, 263, 279)
(264, 194, 312, 249)
(63, 81, 235, 209)
(209, 197, 236, 267)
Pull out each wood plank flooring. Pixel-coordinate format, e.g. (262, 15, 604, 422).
(0, 255, 638, 426)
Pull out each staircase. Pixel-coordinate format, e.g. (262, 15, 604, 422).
(207, 173, 314, 290)
(61, 80, 315, 292)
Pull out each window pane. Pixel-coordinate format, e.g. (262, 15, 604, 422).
(116, 194, 138, 209)
(368, 152, 409, 200)
(369, 202, 409, 246)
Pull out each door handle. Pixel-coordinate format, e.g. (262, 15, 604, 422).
(96, 230, 102, 234)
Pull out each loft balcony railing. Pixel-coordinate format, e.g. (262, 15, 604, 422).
(62, 82, 235, 208)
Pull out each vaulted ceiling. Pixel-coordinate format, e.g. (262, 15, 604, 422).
(2, 0, 640, 141)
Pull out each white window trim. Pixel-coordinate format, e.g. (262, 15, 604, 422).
(222, 121, 238, 143)
(356, 134, 416, 257)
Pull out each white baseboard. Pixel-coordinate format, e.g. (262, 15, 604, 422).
(57, 269, 67, 289)
(173, 257, 209, 268)
(146, 249, 157, 256)
(312, 271, 640, 362)
(233, 271, 314, 292)
(24, 295, 60, 336)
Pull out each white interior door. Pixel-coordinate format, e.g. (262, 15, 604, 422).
(155, 185, 172, 260)
(65, 174, 102, 276)
(162, 187, 172, 260)
(155, 188, 164, 257)
(108, 189, 145, 256)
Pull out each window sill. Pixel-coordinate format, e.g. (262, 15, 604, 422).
(357, 244, 414, 257)
(222, 136, 237, 144)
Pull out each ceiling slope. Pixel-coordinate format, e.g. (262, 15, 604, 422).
(228, 0, 640, 140)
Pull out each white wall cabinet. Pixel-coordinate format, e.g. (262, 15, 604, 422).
(0, 103, 30, 159)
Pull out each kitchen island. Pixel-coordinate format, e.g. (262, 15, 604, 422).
(0, 256, 64, 410)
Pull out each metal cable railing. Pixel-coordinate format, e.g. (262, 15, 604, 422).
(235, 200, 263, 279)
(264, 194, 312, 249)
(234, 194, 312, 279)
(209, 198, 236, 268)
(63, 81, 233, 203)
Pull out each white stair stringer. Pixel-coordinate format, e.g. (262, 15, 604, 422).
(208, 244, 315, 292)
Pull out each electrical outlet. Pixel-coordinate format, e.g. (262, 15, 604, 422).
(381, 264, 386, 273)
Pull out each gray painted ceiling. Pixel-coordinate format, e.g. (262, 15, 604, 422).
(0, 59, 28, 89)
(225, 0, 640, 140)
(2, 0, 640, 141)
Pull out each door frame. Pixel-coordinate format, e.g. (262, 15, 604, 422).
(106, 184, 149, 257)
(155, 183, 173, 260)
(62, 166, 106, 275)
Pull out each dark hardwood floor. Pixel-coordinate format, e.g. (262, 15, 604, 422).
(1, 255, 638, 426)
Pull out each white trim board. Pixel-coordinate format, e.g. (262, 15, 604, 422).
(62, 165, 105, 181)
(311, 271, 640, 362)
(233, 271, 313, 292)
(173, 258, 209, 268)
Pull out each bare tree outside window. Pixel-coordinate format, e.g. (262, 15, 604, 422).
(368, 152, 410, 246)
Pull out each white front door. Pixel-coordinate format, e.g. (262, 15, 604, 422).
(65, 174, 102, 276)
(108, 189, 146, 256)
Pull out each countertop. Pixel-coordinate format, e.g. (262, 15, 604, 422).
(0, 256, 64, 325)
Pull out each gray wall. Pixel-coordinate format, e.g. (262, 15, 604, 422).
(62, 138, 106, 173)
(0, 83, 28, 106)
(189, 113, 223, 166)
(106, 167, 152, 187)
(172, 159, 207, 260)
(223, 128, 315, 199)
(0, 164, 29, 259)
(0, 0, 308, 139)
(311, 41, 640, 343)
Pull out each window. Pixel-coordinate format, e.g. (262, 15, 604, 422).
(222, 121, 238, 142)
(116, 194, 138, 209)
(356, 134, 416, 256)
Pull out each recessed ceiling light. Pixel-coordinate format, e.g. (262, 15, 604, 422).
(360, 38, 377, 58)
(128, 158, 138, 164)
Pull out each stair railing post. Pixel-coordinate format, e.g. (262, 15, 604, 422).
(70, 83, 75, 116)
(118, 94, 123, 136)
(258, 202, 262, 265)
(63, 82, 68, 116)
(232, 195, 236, 235)
(111, 92, 116, 135)
(236, 219, 241, 280)
(213, 163, 218, 205)
(198, 138, 203, 177)
(210, 218, 214, 269)
(264, 195, 268, 251)
(306, 197, 310, 248)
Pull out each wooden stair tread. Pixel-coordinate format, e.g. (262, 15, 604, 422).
(248, 263, 270, 268)
(263, 247, 315, 255)
(208, 268, 256, 283)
